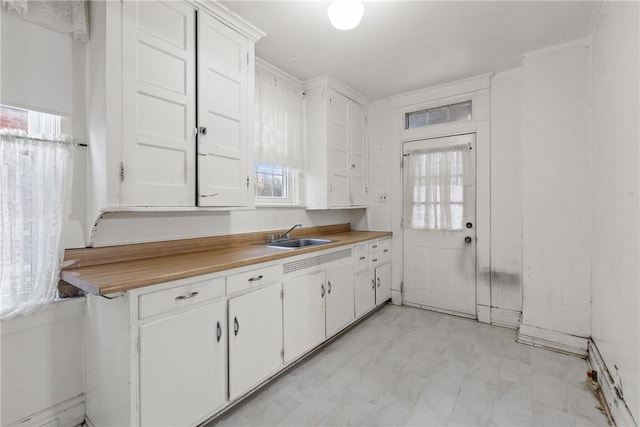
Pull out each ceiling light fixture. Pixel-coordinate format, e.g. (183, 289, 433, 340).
(327, 0, 364, 31)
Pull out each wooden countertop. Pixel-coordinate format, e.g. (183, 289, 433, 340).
(61, 224, 391, 296)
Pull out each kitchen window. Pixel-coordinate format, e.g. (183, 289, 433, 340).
(254, 59, 304, 206)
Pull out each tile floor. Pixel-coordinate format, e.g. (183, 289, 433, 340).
(210, 305, 608, 426)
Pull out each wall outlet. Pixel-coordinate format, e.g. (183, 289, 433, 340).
(378, 192, 389, 203)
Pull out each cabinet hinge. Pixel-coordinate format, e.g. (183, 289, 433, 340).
(120, 162, 125, 182)
(280, 289, 284, 299)
(247, 53, 249, 66)
(136, 336, 141, 353)
(400, 219, 405, 228)
(280, 348, 285, 360)
(246, 176, 250, 189)
(400, 157, 404, 168)
(365, 186, 368, 193)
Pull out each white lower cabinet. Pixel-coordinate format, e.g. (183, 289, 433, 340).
(228, 282, 283, 400)
(354, 239, 392, 318)
(84, 275, 227, 427)
(283, 271, 326, 364)
(354, 269, 376, 318)
(282, 260, 355, 364)
(85, 240, 389, 427)
(325, 261, 355, 337)
(139, 300, 226, 426)
(375, 263, 392, 305)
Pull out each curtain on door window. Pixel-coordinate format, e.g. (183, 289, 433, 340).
(254, 60, 303, 170)
(0, 130, 72, 319)
(404, 143, 473, 230)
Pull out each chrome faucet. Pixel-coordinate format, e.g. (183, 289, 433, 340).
(269, 223, 302, 242)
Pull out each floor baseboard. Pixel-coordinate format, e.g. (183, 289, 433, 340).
(588, 340, 637, 427)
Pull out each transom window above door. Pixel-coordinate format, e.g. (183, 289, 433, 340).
(405, 100, 472, 129)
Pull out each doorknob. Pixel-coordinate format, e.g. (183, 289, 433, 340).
(464, 236, 472, 244)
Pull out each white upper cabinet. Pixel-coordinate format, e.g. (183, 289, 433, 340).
(88, 1, 263, 214)
(304, 76, 369, 209)
(197, 12, 252, 207)
(122, 1, 197, 206)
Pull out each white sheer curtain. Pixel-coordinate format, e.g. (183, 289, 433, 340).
(404, 143, 473, 230)
(0, 130, 72, 319)
(254, 60, 304, 170)
(2, 0, 88, 42)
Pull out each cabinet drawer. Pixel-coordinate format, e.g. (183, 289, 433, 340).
(139, 277, 225, 320)
(353, 244, 369, 273)
(380, 238, 391, 264)
(227, 264, 282, 295)
(369, 242, 381, 268)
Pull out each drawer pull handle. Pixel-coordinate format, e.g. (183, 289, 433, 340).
(383, 249, 389, 253)
(371, 279, 375, 289)
(321, 284, 325, 298)
(371, 245, 378, 249)
(327, 281, 332, 294)
(248, 275, 264, 282)
(216, 321, 222, 342)
(359, 256, 366, 260)
(377, 277, 381, 288)
(372, 258, 378, 262)
(175, 291, 199, 301)
(234, 316, 240, 337)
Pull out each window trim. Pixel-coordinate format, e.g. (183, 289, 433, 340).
(254, 165, 301, 206)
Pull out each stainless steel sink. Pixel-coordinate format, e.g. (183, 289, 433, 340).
(263, 238, 335, 249)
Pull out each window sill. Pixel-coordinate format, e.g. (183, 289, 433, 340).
(255, 203, 307, 209)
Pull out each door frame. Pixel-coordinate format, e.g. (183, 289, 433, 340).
(401, 133, 478, 319)
(388, 74, 492, 323)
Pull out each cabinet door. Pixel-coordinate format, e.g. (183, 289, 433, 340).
(283, 271, 325, 364)
(228, 283, 283, 400)
(327, 89, 350, 207)
(375, 263, 392, 306)
(325, 261, 355, 337)
(349, 101, 367, 206)
(354, 270, 375, 318)
(139, 300, 226, 427)
(197, 12, 250, 207)
(122, 1, 196, 206)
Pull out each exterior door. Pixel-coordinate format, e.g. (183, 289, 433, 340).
(402, 134, 477, 318)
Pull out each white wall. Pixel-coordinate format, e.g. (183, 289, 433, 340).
(90, 208, 352, 247)
(0, 299, 85, 427)
(590, 1, 639, 421)
(520, 40, 592, 338)
(489, 69, 523, 324)
(363, 99, 393, 232)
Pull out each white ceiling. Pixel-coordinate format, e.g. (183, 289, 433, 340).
(220, 1, 603, 101)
